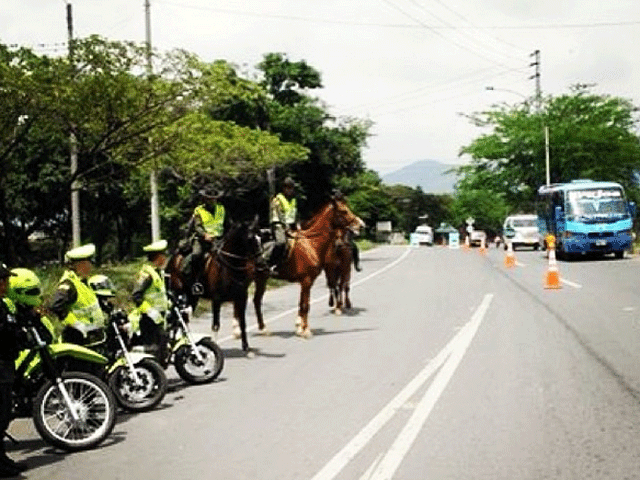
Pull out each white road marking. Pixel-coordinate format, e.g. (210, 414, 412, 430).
(560, 277, 582, 289)
(310, 294, 494, 480)
(368, 293, 493, 480)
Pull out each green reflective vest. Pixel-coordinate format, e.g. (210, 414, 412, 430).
(271, 193, 297, 225)
(194, 204, 225, 237)
(60, 270, 105, 327)
(138, 265, 168, 316)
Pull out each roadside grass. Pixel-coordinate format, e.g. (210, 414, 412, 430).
(34, 239, 379, 319)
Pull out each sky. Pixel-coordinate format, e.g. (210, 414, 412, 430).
(2, 1, 639, 175)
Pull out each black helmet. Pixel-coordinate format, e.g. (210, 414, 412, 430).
(199, 185, 223, 199)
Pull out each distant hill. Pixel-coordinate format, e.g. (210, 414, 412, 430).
(381, 160, 459, 193)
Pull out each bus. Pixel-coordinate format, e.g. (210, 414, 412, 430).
(536, 179, 635, 259)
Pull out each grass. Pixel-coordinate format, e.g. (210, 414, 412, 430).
(34, 239, 380, 318)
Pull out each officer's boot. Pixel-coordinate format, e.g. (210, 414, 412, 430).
(0, 440, 27, 474)
(191, 259, 205, 296)
(352, 243, 362, 271)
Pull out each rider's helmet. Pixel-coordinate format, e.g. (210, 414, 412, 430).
(7, 268, 42, 307)
(88, 274, 116, 298)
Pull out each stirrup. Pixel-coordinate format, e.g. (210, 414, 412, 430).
(191, 282, 204, 295)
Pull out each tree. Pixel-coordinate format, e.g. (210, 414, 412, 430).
(457, 85, 640, 223)
(256, 53, 371, 215)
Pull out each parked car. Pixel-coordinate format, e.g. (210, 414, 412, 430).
(469, 229, 487, 247)
(502, 214, 541, 250)
(412, 225, 433, 245)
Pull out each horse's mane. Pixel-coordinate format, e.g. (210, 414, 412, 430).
(299, 200, 336, 233)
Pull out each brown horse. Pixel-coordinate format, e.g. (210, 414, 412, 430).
(325, 224, 361, 314)
(166, 217, 266, 353)
(266, 197, 364, 338)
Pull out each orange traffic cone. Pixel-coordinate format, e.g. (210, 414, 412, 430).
(478, 236, 487, 255)
(504, 241, 516, 268)
(544, 248, 562, 289)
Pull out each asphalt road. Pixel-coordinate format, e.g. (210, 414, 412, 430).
(9, 244, 640, 479)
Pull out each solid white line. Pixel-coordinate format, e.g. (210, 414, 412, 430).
(560, 277, 582, 289)
(215, 247, 414, 343)
(309, 294, 494, 480)
(368, 294, 493, 480)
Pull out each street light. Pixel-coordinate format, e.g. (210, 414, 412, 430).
(484, 87, 550, 186)
(485, 86, 528, 101)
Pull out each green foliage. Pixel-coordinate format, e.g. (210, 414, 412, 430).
(1, 40, 373, 265)
(457, 85, 640, 230)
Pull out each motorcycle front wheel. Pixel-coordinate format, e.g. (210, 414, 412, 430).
(108, 358, 168, 412)
(33, 371, 117, 451)
(174, 338, 224, 384)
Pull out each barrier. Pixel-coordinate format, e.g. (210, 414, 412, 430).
(504, 241, 516, 268)
(478, 236, 487, 254)
(544, 247, 562, 289)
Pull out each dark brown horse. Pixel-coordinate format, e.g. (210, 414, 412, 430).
(325, 223, 362, 314)
(266, 197, 364, 338)
(166, 217, 266, 353)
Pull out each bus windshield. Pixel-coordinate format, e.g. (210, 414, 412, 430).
(566, 188, 627, 219)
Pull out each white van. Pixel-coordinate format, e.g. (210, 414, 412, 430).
(413, 225, 433, 245)
(502, 214, 541, 250)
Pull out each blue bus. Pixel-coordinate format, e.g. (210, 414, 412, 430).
(536, 179, 635, 259)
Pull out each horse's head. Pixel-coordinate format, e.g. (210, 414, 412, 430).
(221, 216, 262, 260)
(331, 197, 365, 232)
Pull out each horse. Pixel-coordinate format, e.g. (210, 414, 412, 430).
(266, 196, 364, 338)
(325, 223, 361, 315)
(166, 216, 266, 353)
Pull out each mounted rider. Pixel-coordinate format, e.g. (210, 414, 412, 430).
(181, 186, 228, 292)
(265, 176, 299, 274)
(331, 190, 362, 272)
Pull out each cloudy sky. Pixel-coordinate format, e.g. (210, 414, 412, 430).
(2, 1, 639, 174)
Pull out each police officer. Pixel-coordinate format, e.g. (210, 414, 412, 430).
(129, 240, 169, 354)
(49, 244, 106, 344)
(266, 177, 298, 274)
(0, 264, 27, 476)
(182, 187, 227, 291)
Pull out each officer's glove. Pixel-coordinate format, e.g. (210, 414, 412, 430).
(146, 308, 162, 323)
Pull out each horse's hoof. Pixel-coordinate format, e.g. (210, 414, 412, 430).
(295, 326, 304, 337)
(246, 350, 256, 359)
(258, 327, 271, 336)
(302, 328, 313, 339)
(334, 308, 342, 316)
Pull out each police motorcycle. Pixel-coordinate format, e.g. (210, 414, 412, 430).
(134, 288, 224, 384)
(8, 269, 117, 451)
(77, 275, 167, 412)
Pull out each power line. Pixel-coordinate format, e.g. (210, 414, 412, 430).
(157, 1, 640, 30)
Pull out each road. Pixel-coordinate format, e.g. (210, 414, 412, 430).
(9, 244, 640, 479)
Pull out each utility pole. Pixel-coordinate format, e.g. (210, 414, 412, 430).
(529, 49, 541, 112)
(67, 2, 81, 247)
(145, 0, 160, 242)
(530, 49, 550, 186)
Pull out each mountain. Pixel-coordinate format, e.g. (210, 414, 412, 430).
(381, 160, 458, 193)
